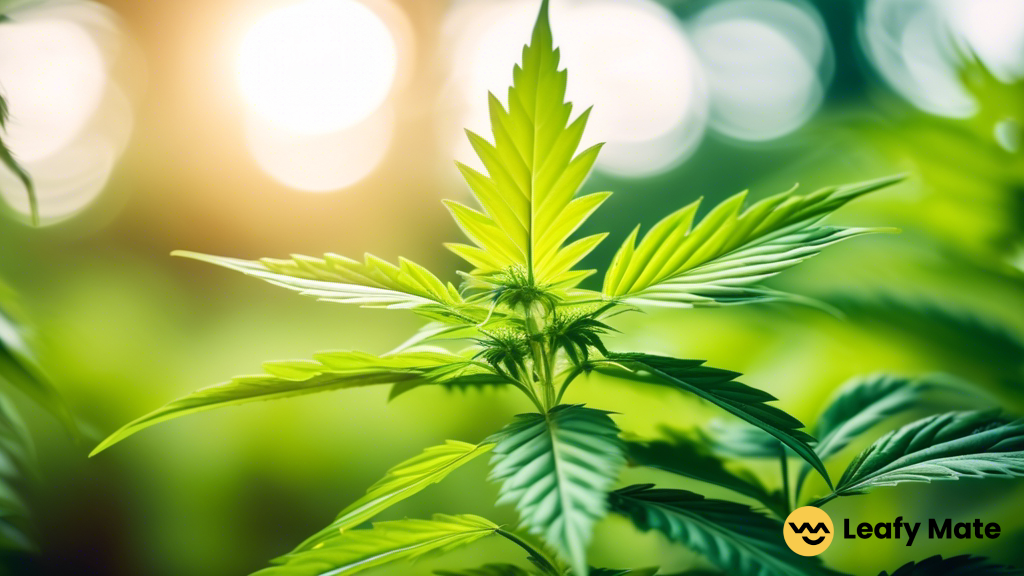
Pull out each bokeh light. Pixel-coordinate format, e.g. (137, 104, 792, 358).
(237, 0, 407, 193)
(442, 0, 706, 178)
(244, 105, 394, 193)
(237, 0, 398, 135)
(861, 0, 1024, 118)
(0, 1, 133, 224)
(690, 0, 833, 141)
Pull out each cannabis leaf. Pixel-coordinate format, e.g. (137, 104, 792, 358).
(602, 353, 830, 489)
(445, 0, 609, 288)
(0, 86, 38, 225)
(625, 429, 786, 517)
(91, 350, 501, 456)
(815, 411, 1024, 506)
(609, 485, 841, 576)
(602, 177, 903, 308)
(794, 374, 961, 494)
(254, 514, 501, 576)
(879, 555, 1024, 576)
(289, 440, 494, 554)
(435, 565, 534, 576)
(488, 405, 625, 576)
(811, 375, 953, 462)
(173, 251, 476, 321)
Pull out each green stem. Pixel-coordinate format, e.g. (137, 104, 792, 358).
(497, 528, 559, 575)
(809, 492, 839, 508)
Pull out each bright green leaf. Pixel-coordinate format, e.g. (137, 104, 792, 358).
(172, 251, 478, 322)
(603, 177, 904, 308)
(253, 514, 500, 576)
(289, 441, 494, 554)
(91, 350, 495, 456)
(446, 0, 608, 287)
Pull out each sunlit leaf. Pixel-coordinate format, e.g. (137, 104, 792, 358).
(253, 514, 500, 576)
(173, 251, 478, 322)
(609, 485, 841, 576)
(289, 441, 494, 554)
(603, 177, 904, 308)
(435, 564, 534, 576)
(488, 404, 625, 576)
(445, 0, 608, 287)
(602, 353, 830, 489)
(91, 350, 496, 456)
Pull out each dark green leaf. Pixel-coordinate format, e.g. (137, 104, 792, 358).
(878, 555, 1024, 576)
(488, 404, 625, 576)
(820, 411, 1024, 504)
(609, 485, 842, 576)
(603, 353, 830, 489)
(625, 429, 786, 516)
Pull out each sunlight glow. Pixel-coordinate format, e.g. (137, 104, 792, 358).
(237, 0, 398, 135)
(0, 2, 132, 224)
(691, 0, 832, 141)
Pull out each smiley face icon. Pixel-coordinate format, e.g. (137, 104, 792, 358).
(783, 506, 835, 556)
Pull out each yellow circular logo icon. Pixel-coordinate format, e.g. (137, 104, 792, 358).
(783, 506, 834, 556)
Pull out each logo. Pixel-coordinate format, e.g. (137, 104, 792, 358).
(784, 506, 834, 556)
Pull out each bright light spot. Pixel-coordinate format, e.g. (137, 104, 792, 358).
(443, 0, 706, 178)
(691, 0, 831, 141)
(0, 2, 132, 224)
(944, 0, 1024, 82)
(245, 106, 393, 192)
(0, 18, 108, 161)
(238, 0, 398, 135)
(862, 0, 974, 118)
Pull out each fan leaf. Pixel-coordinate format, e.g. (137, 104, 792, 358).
(878, 555, 1024, 576)
(625, 429, 786, 517)
(435, 564, 534, 576)
(820, 411, 1024, 504)
(253, 514, 499, 576)
(603, 177, 904, 308)
(609, 485, 841, 576)
(487, 404, 625, 576)
(91, 350, 496, 456)
(172, 251, 476, 322)
(446, 0, 608, 287)
(602, 353, 830, 489)
(289, 440, 494, 554)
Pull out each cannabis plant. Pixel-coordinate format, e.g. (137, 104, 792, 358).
(91, 3, 1024, 575)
